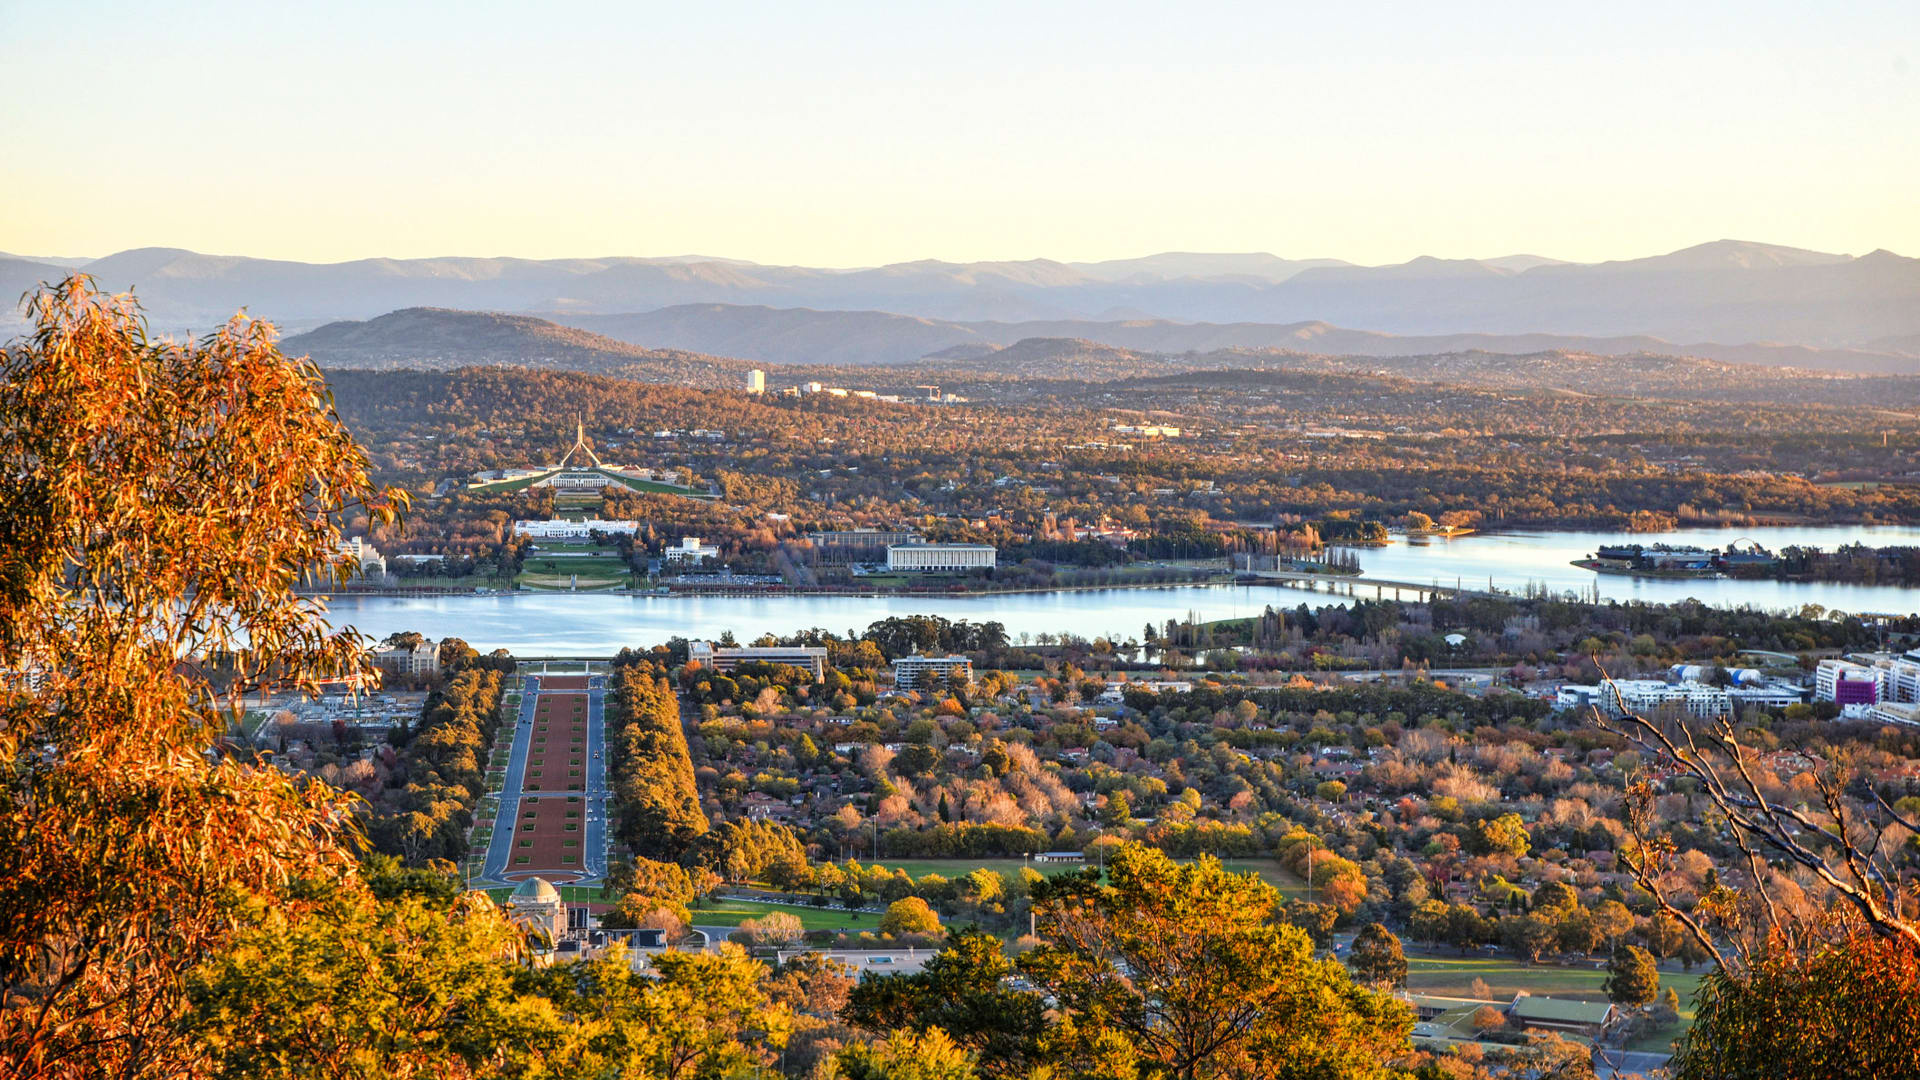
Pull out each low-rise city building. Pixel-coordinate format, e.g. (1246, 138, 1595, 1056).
(688, 641, 827, 680)
(1555, 678, 1805, 719)
(891, 654, 973, 691)
(372, 639, 440, 679)
(662, 536, 720, 564)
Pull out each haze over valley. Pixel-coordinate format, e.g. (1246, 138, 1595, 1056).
(8, 240, 1920, 376)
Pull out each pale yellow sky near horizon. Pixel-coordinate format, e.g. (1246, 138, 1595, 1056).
(2, 1, 1916, 267)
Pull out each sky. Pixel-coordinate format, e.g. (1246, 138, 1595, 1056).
(2, 1, 1916, 268)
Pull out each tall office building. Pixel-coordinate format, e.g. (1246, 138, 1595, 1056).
(746, 369, 766, 394)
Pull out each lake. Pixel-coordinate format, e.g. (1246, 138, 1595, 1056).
(328, 525, 1920, 653)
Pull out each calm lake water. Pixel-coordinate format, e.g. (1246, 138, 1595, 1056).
(328, 525, 1920, 653)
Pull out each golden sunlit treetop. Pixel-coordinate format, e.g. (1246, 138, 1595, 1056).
(0, 276, 402, 1076)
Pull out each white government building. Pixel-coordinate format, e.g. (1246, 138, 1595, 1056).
(513, 519, 640, 539)
(661, 536, 720, 564)
(466, 420, 695, 494)
(885, 542, 997, 572)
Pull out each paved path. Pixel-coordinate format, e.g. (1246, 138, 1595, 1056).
(480, 675, 541, 882)
(581, 673, 609, 881)
(478, 672, 611, 885)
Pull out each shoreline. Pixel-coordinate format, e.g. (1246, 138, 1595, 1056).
(300, 575, 1250, 601)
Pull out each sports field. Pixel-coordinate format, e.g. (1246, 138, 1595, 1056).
(1405, 954, 1701, 1052)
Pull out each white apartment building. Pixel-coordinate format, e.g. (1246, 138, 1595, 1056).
(372, 640, 440, 678)
(1559, 675, 1809, 718)
(746, 369, 766, 394)
(891, 654, 973, 691)
(688, 641, 827, 680)
(1816, 658, 1891, 705)
(1811, 651, 1920, 708)
(885, 543, 997, 572)
(1727, 684, 1809, 710)
(1098, 680, 1195, 704)
(1868, 702, 1920, 728)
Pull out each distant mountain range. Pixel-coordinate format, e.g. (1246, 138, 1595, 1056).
(6, 240, 1920, 354)
(559, 305, 1918, 374)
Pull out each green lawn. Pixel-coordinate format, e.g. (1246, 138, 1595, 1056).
(526, 540, 609, 554)
(520, 576, 628, 592)
(1404, 954, 1702, 1053)
(517, 660, 601, 674)
(522, 555, 628, 574)
(689, 897, 877, 931)
(519, 543, 628, 585)
(624, 478, 711, 498)
(483, 884, 609, 904)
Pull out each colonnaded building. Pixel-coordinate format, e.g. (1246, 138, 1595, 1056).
(885, 542, 997, 572)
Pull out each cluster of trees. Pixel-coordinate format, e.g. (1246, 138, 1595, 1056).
(759, 857, 1041, 931)
(1406, 880, 1667, 966)
(353, 487, 541, 578)
(847, 847, 1416, 1079)
(606, 660, 709, 861)
(1273, 826, 1371, 913)
(1134, 588, 1900, 677)
(855, 617, 1011, 661)
(363, 666, 509, 864)
(190, 858, 803, 1079)
(680, 658, 841, 713)
(1734, 542, 1920, 586)
(701, 818, 809, 883)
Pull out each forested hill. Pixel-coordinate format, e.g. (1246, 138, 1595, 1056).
(283, 307, 748, 384)
(291, 304, 1916, 412)
(910, 342, 1920, 410)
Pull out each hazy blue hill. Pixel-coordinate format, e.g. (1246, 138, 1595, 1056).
(282, 307, 744, 384)
(8, 241, 1916, 349)
(558, 304, 1917, 374)
(568, 305, 990, 368)
(1067, 252, 1351, 283)
(1, 255, 76, 313)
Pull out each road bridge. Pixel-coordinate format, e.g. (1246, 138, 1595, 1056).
(1240, 570, 1502, 603)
